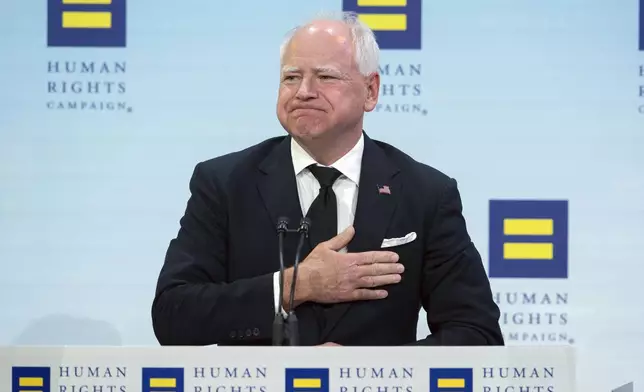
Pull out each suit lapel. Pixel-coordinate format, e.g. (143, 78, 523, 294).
(257, 136, 305, 268)
(320, 134, 401, 341)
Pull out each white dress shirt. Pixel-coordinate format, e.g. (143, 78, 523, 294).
(273, 134, 365, 314)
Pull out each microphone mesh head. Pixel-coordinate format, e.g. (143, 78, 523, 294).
(276, 216, 290, 232)
(299, 217, 311, 230)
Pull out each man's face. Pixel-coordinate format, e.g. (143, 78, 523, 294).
(276, 22, 379, 141)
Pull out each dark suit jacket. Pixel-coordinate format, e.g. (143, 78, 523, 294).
(151, 133, 504, 346)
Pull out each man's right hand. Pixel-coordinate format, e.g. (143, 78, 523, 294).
(282, 226, 404, 310)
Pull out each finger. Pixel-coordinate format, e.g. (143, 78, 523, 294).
(324, 226, 355, 251)
(355, 251, 399, 265)
(356, 262, 405, 277)
(351, 288, 388, 301)
(356, 274, 402, 288)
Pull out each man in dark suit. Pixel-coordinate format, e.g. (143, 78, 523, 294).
(151, 12, 503, 347)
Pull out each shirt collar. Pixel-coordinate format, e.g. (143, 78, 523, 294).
(291, 133, 364, 185)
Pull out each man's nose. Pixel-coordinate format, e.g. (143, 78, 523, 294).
(295, 77, 317, 100)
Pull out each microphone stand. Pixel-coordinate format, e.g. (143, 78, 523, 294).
(286, 217, 311, 346)
(272, 217, 290, 346)
(272, 216, 311, 346)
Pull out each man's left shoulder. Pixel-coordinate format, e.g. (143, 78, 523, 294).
(372, 139, 455, 191)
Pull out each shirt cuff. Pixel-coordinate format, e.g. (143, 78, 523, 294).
(273, 271, 288, 316)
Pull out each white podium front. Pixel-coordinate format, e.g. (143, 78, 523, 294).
(0, 346, 575, 392)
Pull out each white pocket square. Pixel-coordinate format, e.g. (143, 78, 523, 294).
(381, 232, 417, 248)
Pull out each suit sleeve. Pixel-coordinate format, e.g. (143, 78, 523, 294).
(412, 178, 504, 346)
(151, 162, 276, 345)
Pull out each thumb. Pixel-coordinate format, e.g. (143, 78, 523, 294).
(325, 225, 355, 251)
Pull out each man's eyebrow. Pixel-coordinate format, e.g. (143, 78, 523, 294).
(280, 65, 349, 78)
(314, 66, 340, 73)
(314, 66, 349, 78)
(281, 66, 299, 73)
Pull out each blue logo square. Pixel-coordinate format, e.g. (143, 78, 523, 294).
(342, 0, 421, 49)
(285, 368, 329, 392)
(47, 0, 126, 47)
(489, 200, 569, 278)
(142, 367, 184, 392)
(12, 367, 51, 392)
(429, 368, 473, 392)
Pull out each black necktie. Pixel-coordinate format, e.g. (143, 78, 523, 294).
(306, 165, 342, 248)
(303, 165, 343, 336)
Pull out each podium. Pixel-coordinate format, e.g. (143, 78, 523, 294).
(0, 346, 576, 391)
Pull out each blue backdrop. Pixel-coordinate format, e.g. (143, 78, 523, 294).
(1, 0, 643, 390)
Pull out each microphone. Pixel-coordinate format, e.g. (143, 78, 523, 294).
(272, 216, 290, 346)
(286, 217, 311, 346)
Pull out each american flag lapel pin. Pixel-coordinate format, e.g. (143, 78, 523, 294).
(377, 184, 391, 195)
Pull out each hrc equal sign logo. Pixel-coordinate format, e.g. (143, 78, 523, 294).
(47, 0, 126, 47)
(285, 368, 329, 392)
(429, 368, 473, 392)
(342, 0, 422, 49)
(142, 368, 184, 392)
(12, 367, 51, 392)
(488, 199, 569, 279)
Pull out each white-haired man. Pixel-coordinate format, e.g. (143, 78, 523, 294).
(152, 12, 503, 346)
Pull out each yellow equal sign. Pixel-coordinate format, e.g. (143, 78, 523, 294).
(504, 243, 553, 259)
(503, 218, 553, 235)
(357, 0, 407, 31)
(293, 378, 322, 389)
(62, 11, 112, 28)
(437, 378, 465, 388)
(19, 377, 44, 387)
(149, 378, 177, 388)
(503, 218, 554, 260)
(358, 0, 407, 5)
(62, 0, 112, 3)
(358, 14, 407, 30)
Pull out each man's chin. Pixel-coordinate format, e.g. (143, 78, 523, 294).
(288, 124, 329, 140)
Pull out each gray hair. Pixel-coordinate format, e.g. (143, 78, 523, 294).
(279, 11, 380, 76)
